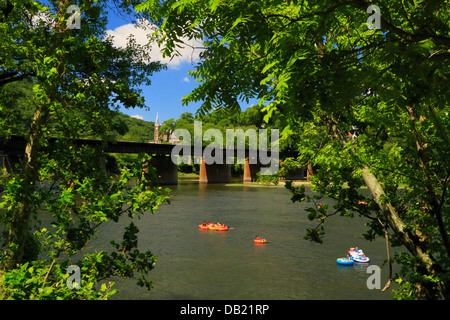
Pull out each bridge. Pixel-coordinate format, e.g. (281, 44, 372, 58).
(1, 135, 304, 184)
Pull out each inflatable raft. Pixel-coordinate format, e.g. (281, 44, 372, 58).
(336, 257, 354, 265)
(254, 239, 267, 244)
(199, 223, 228, 231)
(216, 225, 228, 231)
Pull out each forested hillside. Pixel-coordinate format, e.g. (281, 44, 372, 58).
(1, 79, 284, 146)
(0, 79, 155, 143)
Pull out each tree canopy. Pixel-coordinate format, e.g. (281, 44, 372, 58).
(0, 0, 169, 299)
(137, 0, 450, 299)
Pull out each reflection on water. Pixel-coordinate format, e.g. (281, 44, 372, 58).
(94, 180, 399, 300)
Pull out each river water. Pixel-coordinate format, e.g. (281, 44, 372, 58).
(94, 179, 399, 300)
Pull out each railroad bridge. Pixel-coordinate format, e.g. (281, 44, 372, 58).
(0, 135, 303, 185)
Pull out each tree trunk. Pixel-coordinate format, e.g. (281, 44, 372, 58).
(320, 113, 449, 298)
(361, 167, 431, 262)
(3, 105, 49, 270)
(406, 105, 450, 260)
(306, 162, 314, 181)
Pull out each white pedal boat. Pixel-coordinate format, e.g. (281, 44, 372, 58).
(353, 255, 370, 263)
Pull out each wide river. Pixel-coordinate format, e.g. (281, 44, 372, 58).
(93, 179, 400, 300)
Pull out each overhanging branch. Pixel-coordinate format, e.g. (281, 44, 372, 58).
(0, 71, 34, 87)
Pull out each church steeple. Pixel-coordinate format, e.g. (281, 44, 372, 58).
(155, 112, 160, 127)
(154, 112, 160, 143)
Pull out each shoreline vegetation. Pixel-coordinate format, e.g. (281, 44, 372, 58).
(177, 172, 310, 187)
(177, 174, 397, 190)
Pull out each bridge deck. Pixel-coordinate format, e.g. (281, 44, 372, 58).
(1, 135, 274, 158)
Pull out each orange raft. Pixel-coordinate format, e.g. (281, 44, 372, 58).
(254, 238, 267, 244)
(199, 223, 229, 232)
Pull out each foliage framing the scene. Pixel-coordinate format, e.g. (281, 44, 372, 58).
(0, 0, 170, 299)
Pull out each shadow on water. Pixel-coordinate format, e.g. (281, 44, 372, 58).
(92, 180, 401, 300)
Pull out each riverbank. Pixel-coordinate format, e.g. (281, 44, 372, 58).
(177, 173, 311, 187)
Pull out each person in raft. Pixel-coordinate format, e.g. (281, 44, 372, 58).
(202, 221, 207, 226)
(255, 236, 261, 241)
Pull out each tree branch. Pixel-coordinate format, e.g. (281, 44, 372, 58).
(406, 105, 450, 260)
(355, 0, 450, 47)
(0, 72, 34, 87)
(378, 218, 393, 292)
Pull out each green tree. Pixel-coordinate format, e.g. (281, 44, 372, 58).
(160, 117, 176, 140)
(137, 0, 450, 299)
(178, 112, 195, 124)
(0, 0, 169, 299)
(241, 104, 265, 127)
(0, 79, 36, 140)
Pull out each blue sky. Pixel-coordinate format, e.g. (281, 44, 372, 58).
(40, 1, 255, 125)
(126, 59, 204, 124)
(105, 9, 205, 124)
(104, 5, 261, 125)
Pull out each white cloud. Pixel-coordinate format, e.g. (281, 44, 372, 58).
(131, 114, 144, 120)
(105, 19, 204, 69)
(182, 77, 190, 83)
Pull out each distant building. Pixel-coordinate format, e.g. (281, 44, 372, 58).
(150, 113, 180, 145)
(168, 132, 181, 144)
(150, 112, 161, 143)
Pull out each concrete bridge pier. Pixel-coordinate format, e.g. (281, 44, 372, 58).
(306, 163, 315, 181)
(199, 157, 232, 183)
(147, 155, 178, 185)
(243, 157, 264, 183)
